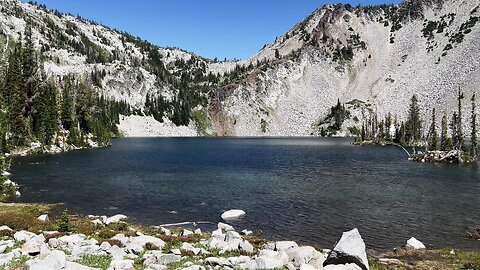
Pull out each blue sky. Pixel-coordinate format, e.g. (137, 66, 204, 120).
(23, 0, 401, 60)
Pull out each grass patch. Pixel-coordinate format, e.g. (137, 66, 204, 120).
(77, 255, 112, 270)
(0, 202, 62, 232)
(6, 255, 29, 270)
(373, 248, 480, 270)
(166, 257, 203, 270)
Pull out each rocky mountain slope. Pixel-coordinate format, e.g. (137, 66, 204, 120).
(210, 0, 480, 136)
(1, 0, 479, 137)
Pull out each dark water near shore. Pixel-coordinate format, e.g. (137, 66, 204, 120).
(10, 138, 480, 250)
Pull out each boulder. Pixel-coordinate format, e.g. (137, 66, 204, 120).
(221, 209, 246, 220)
(211, 228, 225, 240)
(182, 229, 194, 236)
(241, 229, 253, 236)
(217, 222, 235, 231)
(221, 239, 241, 253)
(287, 246, 320, 267)
(275, 241, 298, 251)
(155, 254, 182, 265)
(14, 230, 36, 242)
(228, 255, 252, 265)
(72, 244, 103, 258)
(58, 234, 87, 249)
(65, 261, 99, 270)
(256, 256, 285, 269)
(111, 234, 129, 245)
(181, 242, 201, 255)
(28, 250, 67, 270)
(91, 219, 104, 226)
(323, 228, 369, 270)
(0, 252, 15, 266)
(405, 237, 426, 249)
(37, 214, 49, 222)
(160, 227, 171, 236)
(225, 231, 242, 242)
(108, 245, 127, 260)
(239, 240, 254, 253)
(300, 263, 317, 270)
(324, 264, 364, 270)
(205, 257, 233, 267)
(100, 241, 112, 250)
(0, 226, 12, 231)
(194, 228, 202, 235)
(105, 214, 128, 225)
(21, 234, 46, 256)
(127, 235, 165, 250)
(108, 259, 134, 270)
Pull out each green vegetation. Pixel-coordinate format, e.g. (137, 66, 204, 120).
(0, 202, 61, 231)
(317, 99, 351, 136)
(77, 255, 112, 270)
(57, 210, 72, 232)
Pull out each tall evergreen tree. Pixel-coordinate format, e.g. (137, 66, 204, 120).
(440, 113, 452, 151)
(457, 88, 464, 150)
(471, 94, 478, 160)
(429, 108, 438, 150)
(61, 77, 74, 131)
(405, 95, 422, 144)
(6, 45, 28, 146)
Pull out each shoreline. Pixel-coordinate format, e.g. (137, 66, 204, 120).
(1, 202, 479, 270)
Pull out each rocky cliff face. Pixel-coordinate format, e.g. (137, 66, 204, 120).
(1, 0, 478, 137)
(210, 0, 480, 136)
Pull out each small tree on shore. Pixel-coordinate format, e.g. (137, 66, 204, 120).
(441, 113, 452, 151)
(457, 88, 464, 150)
(471, 94, 478, 160)
(405, 95, 422, 144)
(429, 108, 439, 150)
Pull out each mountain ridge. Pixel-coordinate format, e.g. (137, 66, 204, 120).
(0, 0, 479, 138)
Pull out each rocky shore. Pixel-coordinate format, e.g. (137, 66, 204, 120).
(1, 205, 479, 270)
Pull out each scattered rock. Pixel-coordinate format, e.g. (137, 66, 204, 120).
(0, 225, 12, 231)
(105, 214, 128, 225)
(275, 241, 298, 251)
(205, 257, 233, 267)
(287, 246, 322, 267)
(108, 259, 134, 270)
(218, 222, 235, 231)
(37, 214, 49, 222)
(14, 230, 37, 242)
(225, 231, 242, 242)
(256, 256, 285, 269)
(323, 228, 369, 270)
(108, 245, 128, 260)
(155, 254, 182, 265)
(405, 237, 426, 249)
(182, 229, 194, 236)
(28, 250, 67, 270)
(221, 209, 246, 220)
(194, 228, 202, 235)
(241, 229, 253, 236)
(239, 240, 254, 253)
(22, 234, 46, 256)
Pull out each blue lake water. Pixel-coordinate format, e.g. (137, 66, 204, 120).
(10, 137, 480, 250)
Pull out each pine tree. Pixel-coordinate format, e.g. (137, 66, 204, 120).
(440, 113, 452, 151)
(471, 94, 478, 160)
(457, 88, 464, 150)
(6, 45, 27, 146)
(429, 108, 438, 150)
(61, 77, 74, 131)
(405, 95, 422, 144)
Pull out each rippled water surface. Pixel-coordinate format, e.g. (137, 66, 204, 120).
(11, 138, 480, 249)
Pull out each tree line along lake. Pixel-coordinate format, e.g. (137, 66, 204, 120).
(10, 137, 480, 250)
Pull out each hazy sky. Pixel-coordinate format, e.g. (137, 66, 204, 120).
(23, 0, 401, 60)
